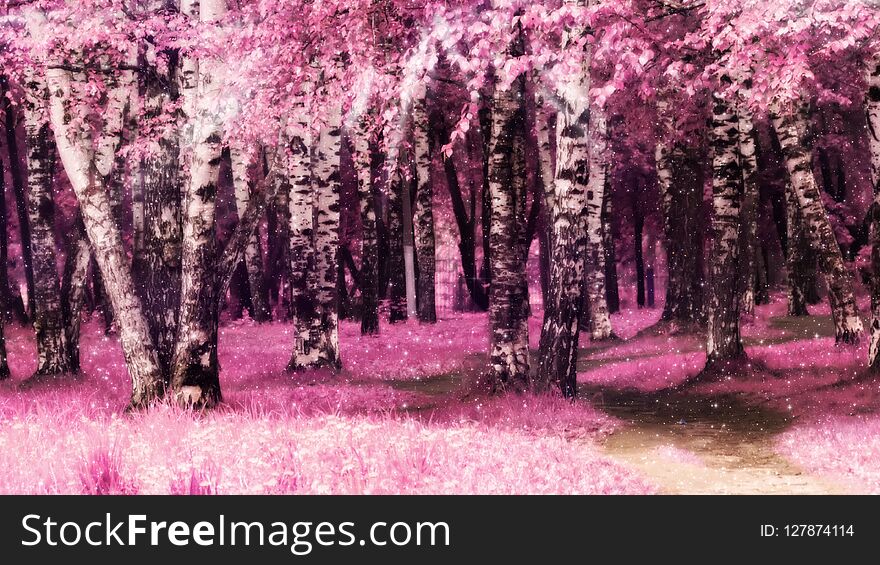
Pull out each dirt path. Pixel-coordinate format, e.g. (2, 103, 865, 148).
(590, 387, 850, 494)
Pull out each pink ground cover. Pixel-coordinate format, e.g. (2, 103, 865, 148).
(0, 316, 651, 494)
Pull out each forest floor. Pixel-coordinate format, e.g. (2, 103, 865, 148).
(0, 295, 879, 494)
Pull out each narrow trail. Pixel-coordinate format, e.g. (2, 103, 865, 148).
(588, 386, 849, 494)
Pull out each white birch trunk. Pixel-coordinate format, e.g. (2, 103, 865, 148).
(584, 104, 614, 340)
(866, 58, 880, 368)
(772, 100, 863, 344)
(171, 0, 227, 406)
(45, 66, 164, 406)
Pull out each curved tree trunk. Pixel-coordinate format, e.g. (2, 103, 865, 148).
(412, 83, 436, 323)
(866, 58, 880, 369)
(352, 119, 380, 335)
(23, 67, 69, 376)
(584, 105, 614, 340)
(170, 0, 227, 407)
(487, 20, 529, 392)
(772, 100, 863, 344)
(231, 145, 271, 323)
(706, 90, 747, 370)
(46, 64, 164, 408)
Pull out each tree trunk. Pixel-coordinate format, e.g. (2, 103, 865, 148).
(536, 46, 590, 395)
(170, 0, 227, 407)
(310, 104, 343, 369)
(772, 100, 863, 344)
(0, 160, 10, 379)
(645, 227, 656, 307)
(738, 100, 760, 319)
(412, 83, 436, 323)
(866, 58, 880, 369)
(785, 181, 811, 316)
(285, 125, 322, 370)
(23, 67, 69, 376)
(487, 31, 530, 392)
(230, 145, 271, 323)
(635, 201, 645, 307)
(584, 106, 614, 340)
(352, 120, 380, 335)
(603, 176, 620, 314)
(1, 74, 36, 320)
(60, 216, 91, 373)
(386, 167, 408, 322)
(655, 107, 706, 330)
(705, 91, 747, 369)
(141, 49, 182, 376)
(46, 64, 164, 407)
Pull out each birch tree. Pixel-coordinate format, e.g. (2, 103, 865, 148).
(487, 15, 529, 392)
(584, 104, 614, 340)
(536, 3, 591, 396)
(866, 57, 880, 369)
(23, 67, 68, 376)
(171, 0, 228, 406)
(412, 82, 437, 323)
(705, 88, 747, 370)
(771, 100, 863, 344)
(352, 118, 380, 335)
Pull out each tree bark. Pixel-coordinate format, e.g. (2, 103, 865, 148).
(635, 200, 645, 307)
(785, 181, 812, 316)
(60, 216, 91, 373)
(772, 100, 863, 344)
(141, 48, 182, 376)
(170, 0, 227, 407)
(386, 167, 408, 322)
(412, 83, 436, 323)
(655, 102, 706, 330)
(738, 99, 760, 319)
(603, 176, 620, 314)
(706, 90, 747, 369)
(310, 104, 343, 369)
(230, 145, 271, 323)
(46, 64, 164, 407)
(0, 160, 10, 379)
(23, 67, 69, 376)
(352, 120, 380, 335)
(866, 58, 880, 369)
(1, 74, 36, 319)
(584, 106, 614, 340)
(487, 27, 530, 392)
(285, 124, 323, 370)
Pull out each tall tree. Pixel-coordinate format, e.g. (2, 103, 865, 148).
(0, 74, 36, 319)
(705, 88, 748, 371)
(386, 166, 408, 322)
(771, 100, 863, 344)
(171, 0, 227, 406)
(412, 82, 436, 323)
(655, 101, 706, 332)
(866, 57, 880, 370)
(486, 12, 530, 392)
(23, 66, 69, 376)
(536, 0, 594, 396)
(352, 118, 380, 335)
(140, 37, 182, 376)
(584, 105, 614, 340)
(0, 160, 10, 380)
